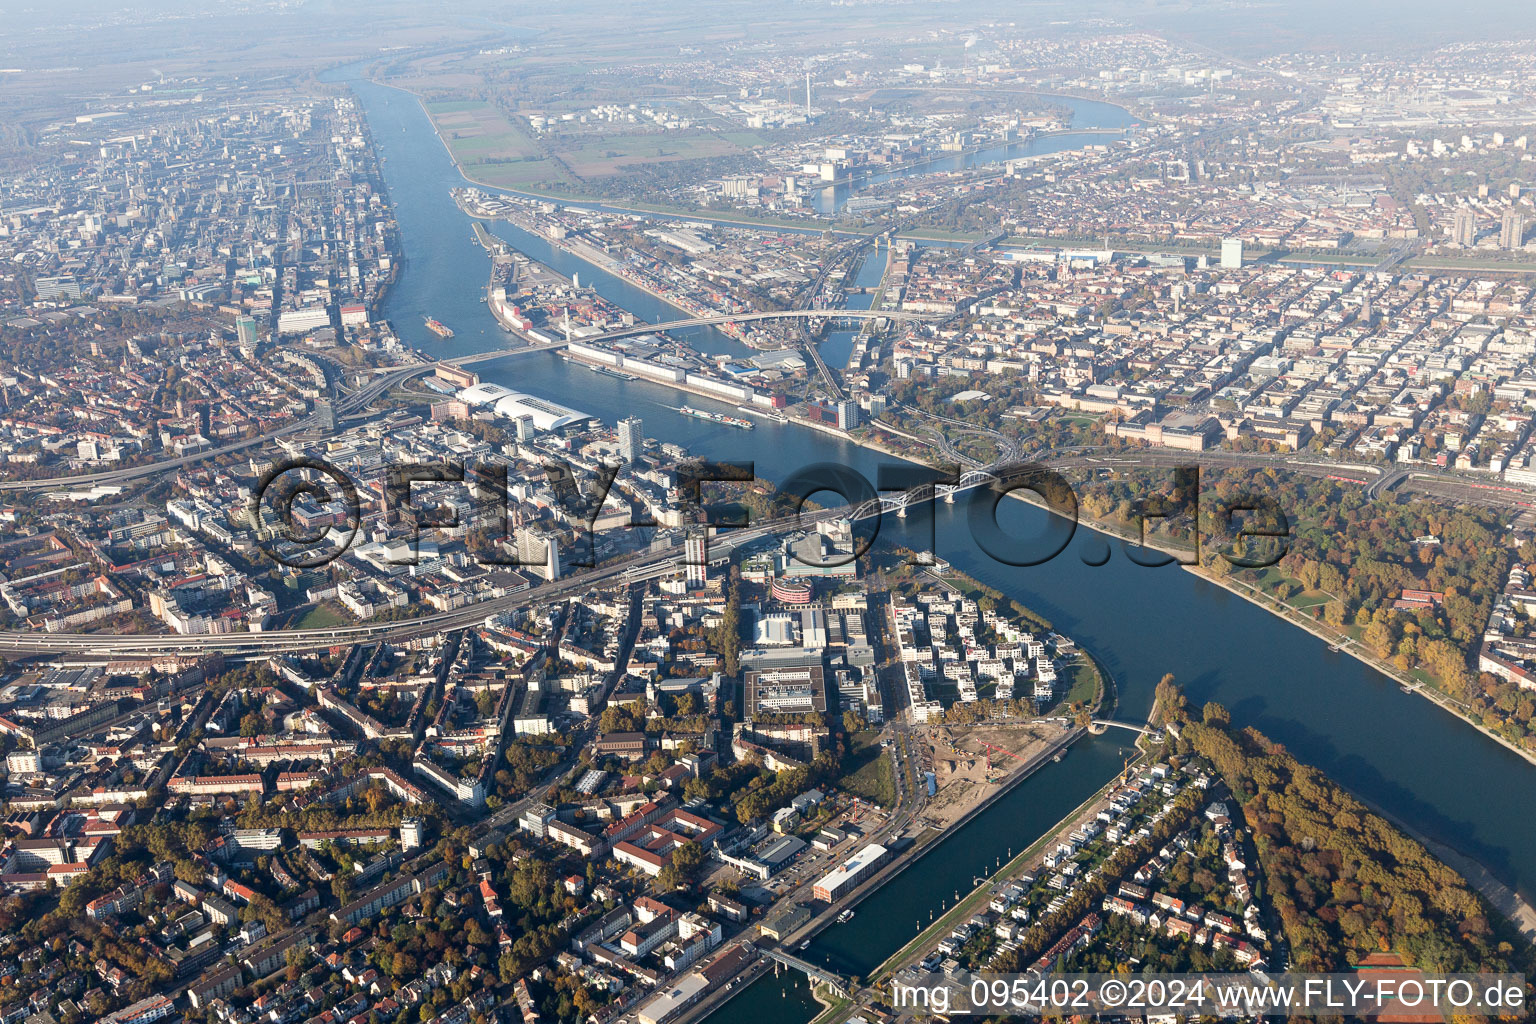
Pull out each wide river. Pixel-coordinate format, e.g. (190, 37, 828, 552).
(340, 71, 1536, 1021)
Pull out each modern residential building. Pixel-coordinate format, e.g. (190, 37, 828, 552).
(1219, 237, 1243, 269)
(812, 842, 890, 902)
(1453, 207, 1477, 246)
(235, 315, 259, 351)
(685, 531, 708, 586)
(1502, 209, 1526, 250)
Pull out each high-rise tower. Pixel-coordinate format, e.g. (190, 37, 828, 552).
(618, 416, 644, 464)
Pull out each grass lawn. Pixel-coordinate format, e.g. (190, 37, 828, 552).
(294, 602, 350, 629)
(1060, 655, 1101, 707)
(462, 158, 565, 188)
(427, 99, 492, 114)
(429, 101, 543, 159)
(718, 130, 767, 149)
(1247, 566, 1333, 609)
(838, 730, 897, 808)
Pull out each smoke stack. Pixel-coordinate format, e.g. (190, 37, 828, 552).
(805, 71, 812, 117)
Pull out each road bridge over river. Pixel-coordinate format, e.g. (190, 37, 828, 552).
(760, 947, 850, 999)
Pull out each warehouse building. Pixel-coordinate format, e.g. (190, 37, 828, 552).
(812, 842, 889, 903)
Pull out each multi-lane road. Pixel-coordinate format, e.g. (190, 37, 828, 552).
(0, 499, 842, 656)
(0, 540, 681, 656)
(7, 443, 1534, 657)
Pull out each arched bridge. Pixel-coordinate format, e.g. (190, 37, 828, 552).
(449, 307, 942, 368)
(0, 308, 942, 495)
(1091, 719, 1156, 736)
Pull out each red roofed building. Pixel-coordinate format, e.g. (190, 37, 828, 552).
(479, 879, 503, 918)
(169, 774, 265, 796)
(612, 808, 723, 877)
(223, 879, 257, 904)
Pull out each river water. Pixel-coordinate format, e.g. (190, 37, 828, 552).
(806, 98, 1137, 215)
(342, 71, 1536, 1021)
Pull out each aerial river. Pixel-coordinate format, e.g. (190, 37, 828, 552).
(340, 70, 1536, 1021)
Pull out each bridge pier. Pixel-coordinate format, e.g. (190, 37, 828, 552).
(762, 949, 851, 1000)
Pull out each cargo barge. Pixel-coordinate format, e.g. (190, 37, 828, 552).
(678, 405, 753, 430)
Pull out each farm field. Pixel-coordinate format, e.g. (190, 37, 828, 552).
(427, 100, 569, 187)
(552, 129, 763, 178)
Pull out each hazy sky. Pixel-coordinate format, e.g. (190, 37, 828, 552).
(3, 0, 1536, 61)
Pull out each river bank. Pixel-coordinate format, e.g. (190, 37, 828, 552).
(460, 203, 1536, 921)
(857, 426, 1536, 778)
(552, 272, 1536, 778)
(345, 73, 1536, 1007)
(665, 723, 1094, 1024)
(408, 78, 1134, 229)
(401, 81, 833, 237)
(768, 724, 1087, 954)
(1348, 790, 1536, 943)
(460, 189, 795, 355)
(866, 750, 1143, 988)
(989, 472, 1536, 774)
(1188, 561, 1536, 771)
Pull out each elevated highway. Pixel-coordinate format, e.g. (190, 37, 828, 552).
(0, 498, 842, 657)
(1365, 467, 1410, 499)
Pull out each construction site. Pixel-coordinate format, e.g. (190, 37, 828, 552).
(919, 721, 1072, 828)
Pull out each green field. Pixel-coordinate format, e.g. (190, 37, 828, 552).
(294, 602, 349, 629)
(1248, 565, 1334, 609)
(427, 99, 491, 114)
(554, 130, 761, 178)
(426, 100, 567, 187)
(429, 99, 767, 186)
(718, 130, 768, 149)
(838, 730, 897, 808)
(1060, 655, 1102, 708)
(462, 158, 567, 188)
